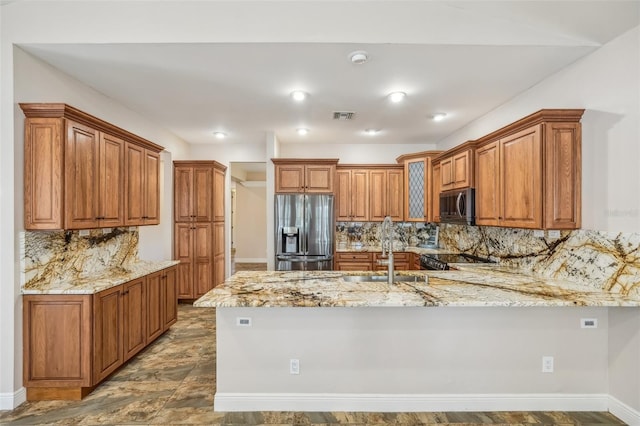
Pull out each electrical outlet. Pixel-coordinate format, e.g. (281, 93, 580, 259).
(79, 229, 90, 237)
(533, 230, 545, 238)
(102, 227, 112, 234)
(290, 359, 300, 375)
(581, 318, 598, 328)
(236, 317, 252, 327)
(547, 230, 561, 239)
(542, 356, 554, 373)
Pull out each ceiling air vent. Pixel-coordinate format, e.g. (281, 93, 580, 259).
(333, 111, 356, 120)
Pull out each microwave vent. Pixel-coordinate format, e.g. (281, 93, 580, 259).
(333, 111, 356, 120)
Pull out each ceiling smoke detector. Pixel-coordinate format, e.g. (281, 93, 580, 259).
(333, 111, 356, 120)
(349, 50, 369, 64)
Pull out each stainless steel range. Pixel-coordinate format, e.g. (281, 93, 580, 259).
(420, 253, 494, 270)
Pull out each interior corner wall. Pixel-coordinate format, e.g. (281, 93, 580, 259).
(435, 26, 640, 233)
(608, 309, 640, 415)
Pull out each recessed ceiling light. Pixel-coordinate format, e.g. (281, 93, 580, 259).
(290, 90, 308, 101)
(388, 91, 406, 103)
(213, 132, 226, 139)
(296, 128, 309, 136)
(431, 113, 447, 122)
(364, 129, 379, 135)
(349, 50, 369, 64)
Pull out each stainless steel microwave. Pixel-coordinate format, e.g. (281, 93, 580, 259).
(439, 188, 475, 225)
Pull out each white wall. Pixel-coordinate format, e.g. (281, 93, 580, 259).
(436, 26, 640, 234)
(216, 306, 609, 410)
(234, 184, 267, 262)
(609, 309, 640, 419)
(280, 143, 437, 164)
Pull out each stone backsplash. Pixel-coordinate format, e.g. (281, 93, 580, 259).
(22, 227, 139, 288)
(335, 222, 438, 250)
(439, 224, 640, 297)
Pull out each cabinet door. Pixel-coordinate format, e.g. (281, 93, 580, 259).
(336, 169, 368, 221)
(97, 133, 124, 227)
(305, 164, 334, 193)
(193, 167, 214, 222)
(475, 142, 500, 226)
(24, 118, 64, 230)
(144, 150, 160, 225)
(65, 120, 99, 229)
(405, 159, 426, 221)
(500, 125, 543, 228)
(174, 166, 194, 222)
(124, 143, 145, 226)
(440, 157, 453, 190)
(93, 286, 124, 383)
(175, 223, 194, 299)
(336, 170, 352, 221)
(194, 222, 214, 298)
(544, 122, 581, 229)
(23, 295, 92, 387)
(213, 167, 225, 221)
(275, 165, 305, 192)
(163, 266, 178, 329)
(146, 272, 164, 344)
(369, 170, 387, 221)
(351, 170, 369, 221)
(123, 278, 146, 362)
(387, 169, 404, 221)
(452, 150, 471, 189)
(213, 222, 225, 287)
(432, 163, 441, 222)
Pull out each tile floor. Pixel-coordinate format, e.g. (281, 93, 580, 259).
(0, 265, 627, 425)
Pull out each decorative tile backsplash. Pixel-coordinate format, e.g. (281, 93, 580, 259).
(438, 224, 640, 297)
(23, 228, 139, 288)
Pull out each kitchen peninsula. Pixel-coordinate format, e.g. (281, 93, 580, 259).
(195, 268, 639, 413)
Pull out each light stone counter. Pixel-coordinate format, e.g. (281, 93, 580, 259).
(194, 269, 640, 308)
(22, 259, 179, 295)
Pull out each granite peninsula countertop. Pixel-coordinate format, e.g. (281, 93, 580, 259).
(193, 268, 640, 308)
(22, 259, 180, 295)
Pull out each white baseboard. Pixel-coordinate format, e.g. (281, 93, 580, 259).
(609, 395, 640, 425)
(233, 258, 267, 263)
(214, 392, 610, 412)
(0, 387, 26, 410)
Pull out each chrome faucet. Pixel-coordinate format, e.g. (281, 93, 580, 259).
(378, 216, 395, 284)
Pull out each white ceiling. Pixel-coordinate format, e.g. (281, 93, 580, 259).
(18, 1, 639, 146)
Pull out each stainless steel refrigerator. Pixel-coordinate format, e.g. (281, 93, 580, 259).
(275, 194, 334, 271)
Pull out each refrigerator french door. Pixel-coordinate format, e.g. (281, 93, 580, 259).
(275, 194, 334, 271)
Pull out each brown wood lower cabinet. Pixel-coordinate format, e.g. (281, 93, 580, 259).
(334, 252, 414, 271)
(23, 265, 178, 401)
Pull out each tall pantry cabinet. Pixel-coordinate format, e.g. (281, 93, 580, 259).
(173, 161, 227, 300)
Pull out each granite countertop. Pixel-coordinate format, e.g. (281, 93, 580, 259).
(193, 269, 640, 308)
(22, 259, 180, 295)
(336, 245, 443, 254)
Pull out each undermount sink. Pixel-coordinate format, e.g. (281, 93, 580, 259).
(342, 275, 426, 283)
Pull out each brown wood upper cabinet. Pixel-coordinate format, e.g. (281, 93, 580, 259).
(124, 143, 160, 226)
(336, 167, 369, 221)
(369, 166, 404, 221)
(21, 103, 164, 230)
(396, 151, 442, 222)
(437, 143, 474, 191)
(431, 162, 442, 223)
(474, 109, 584, 229)
(272, 159, 337, 193)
